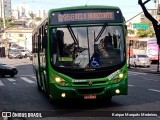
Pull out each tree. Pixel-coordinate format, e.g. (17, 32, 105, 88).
(136, 21, 154, 37)
(138, 0, 160, 72)
(138, 0, 160, 45)
(128, 29, 135, 35)
(0, 17, 13, 29)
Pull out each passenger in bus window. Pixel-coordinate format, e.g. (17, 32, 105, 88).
(104, 34, 112, 48)
(113, 34, 118, 48)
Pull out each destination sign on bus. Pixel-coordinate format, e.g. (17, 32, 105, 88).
(58, 12, 114, 22)
(50, 9, 123, 25)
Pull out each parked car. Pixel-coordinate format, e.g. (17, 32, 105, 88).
(129, 54, 151, 67)
(8, 49, 23, 59)
(19, 49, 31, 58)
(0, 61, 18, 77)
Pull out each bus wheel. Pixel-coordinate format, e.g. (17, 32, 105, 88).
(36, 71, 42, 91)
(134, 63, 137, 67)
(37, 80, 42, 91)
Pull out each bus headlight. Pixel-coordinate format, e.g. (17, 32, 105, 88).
(118, 73, 124, 78)
(52, 75, 69, 86)
(109, 71, 126, 84)
(55, 77, 61, 82)
(115, 89, 120, 94)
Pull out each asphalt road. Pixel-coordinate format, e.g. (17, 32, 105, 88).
(0, 58, 160, 120)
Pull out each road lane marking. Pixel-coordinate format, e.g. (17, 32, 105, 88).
(143, 78, 160, 82)
(31, 76, 36, 79)
(19, 74, 35, 77)
(148, 89, 160, 93)
(0, 80, 4, 86)
(20, 77, 35, 83)
(7, 78, 16, 82)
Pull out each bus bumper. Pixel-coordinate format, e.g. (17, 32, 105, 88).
(49, 78, 127, 100)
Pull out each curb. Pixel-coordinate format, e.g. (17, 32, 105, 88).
(129, 68, 160, 75)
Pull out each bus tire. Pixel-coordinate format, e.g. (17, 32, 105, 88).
(36, 71, 42, 91)
(42, 72, 50, 98)
(37, 80, 42, 91)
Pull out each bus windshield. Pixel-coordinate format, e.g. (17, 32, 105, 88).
(50, 25, 125, 69)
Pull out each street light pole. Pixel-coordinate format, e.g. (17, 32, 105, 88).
(128, 40, 133, 68)
(156, 0, 160, 72)
(157, 45, 160, 72)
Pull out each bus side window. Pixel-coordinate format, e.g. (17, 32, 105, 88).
(56, 30, 64, 57)
(51, 32, 57, 54)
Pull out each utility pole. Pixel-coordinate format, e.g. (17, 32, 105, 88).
(158, 46, 160, 72)
(156, 0, 160, 72)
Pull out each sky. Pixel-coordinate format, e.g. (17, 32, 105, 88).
(12, 0, 156, 21)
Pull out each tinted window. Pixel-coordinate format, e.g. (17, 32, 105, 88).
(50, 25, 125, 69)
(137, 55, 148, 58)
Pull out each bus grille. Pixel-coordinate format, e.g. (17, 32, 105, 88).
(76, 87, 105, 94)
(73, 81, 106, 85)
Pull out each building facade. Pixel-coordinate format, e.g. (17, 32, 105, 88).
(0, 0, 12, 18)
(6, 28, 33, 51)
(126, 9, 158, 37)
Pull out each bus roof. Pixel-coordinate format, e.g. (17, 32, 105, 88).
(48, 5, 121, 13)
(48, 5, 124, 26)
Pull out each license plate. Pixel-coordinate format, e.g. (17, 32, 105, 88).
(84, 94, 96, 99)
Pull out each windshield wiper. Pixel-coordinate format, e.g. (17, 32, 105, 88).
(95, 25, 107, 42)
(67, 26, 79, 45)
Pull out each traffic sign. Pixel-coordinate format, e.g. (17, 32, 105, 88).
(133, 23, 149, 29)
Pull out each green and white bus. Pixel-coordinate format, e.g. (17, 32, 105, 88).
(32, 5, 128, 101)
